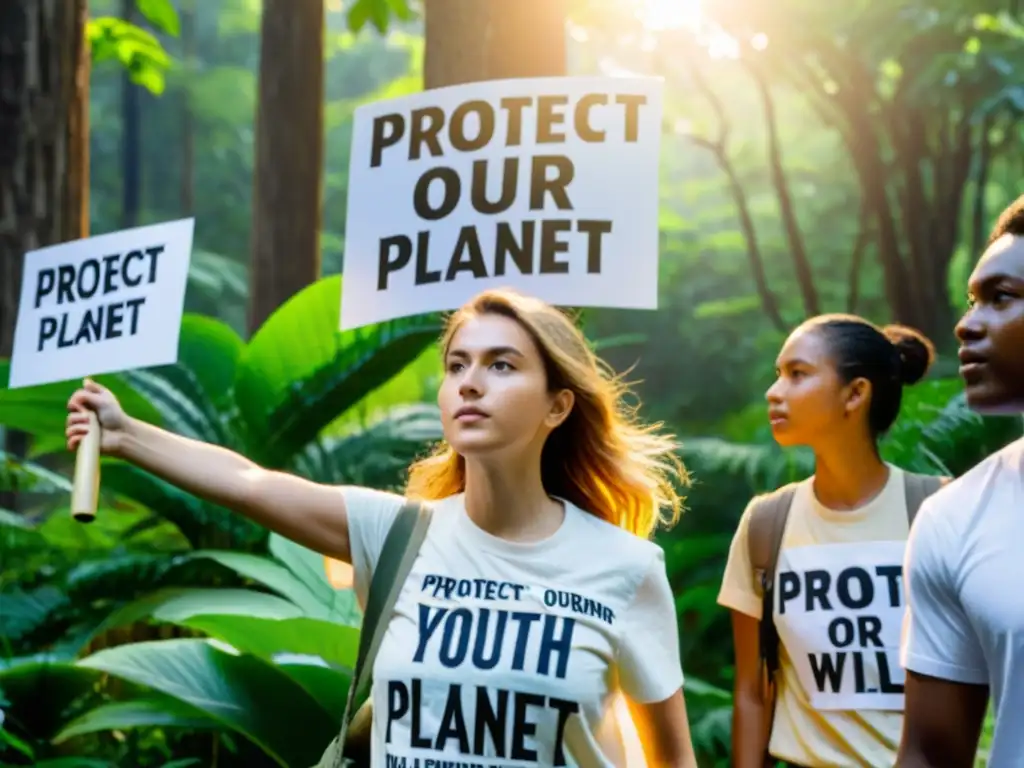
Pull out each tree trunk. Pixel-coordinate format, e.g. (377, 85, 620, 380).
(247, 0, 324, 335)
(423, 0, 567, 89)
(0, 0, 89, 511)
(179, 0, 196, 216)
(120, 0, 141, 229)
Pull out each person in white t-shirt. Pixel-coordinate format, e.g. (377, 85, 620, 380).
(898, 198, 1024, 768)
(65, 288, 698, 768)
(718, 313, 944, 768)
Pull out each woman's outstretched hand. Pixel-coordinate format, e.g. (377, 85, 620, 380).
(66, 379, 131, 456)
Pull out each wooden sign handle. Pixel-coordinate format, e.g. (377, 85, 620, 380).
(71, 410, 101, 523)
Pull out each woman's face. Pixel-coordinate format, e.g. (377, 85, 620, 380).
(439, 313, 573, 458)
(765, 328, 860, 447)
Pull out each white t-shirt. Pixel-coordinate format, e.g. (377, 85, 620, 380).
(901, 437, 1024, 767)
(343, 487, 684, 768)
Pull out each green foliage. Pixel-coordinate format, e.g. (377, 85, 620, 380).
(1, 533, 361, 767)
(9, 0, 1021, 764)
(88, 0, 179, 95)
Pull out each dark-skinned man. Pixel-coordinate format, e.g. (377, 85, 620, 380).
(898, 195, 1024, 768)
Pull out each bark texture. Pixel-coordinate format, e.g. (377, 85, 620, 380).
(247, 0, 324, 335)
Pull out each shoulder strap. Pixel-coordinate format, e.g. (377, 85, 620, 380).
(903, 472, 950, 527)
(747, 483, 799, 599)
(745, 482, 798, 728)
(333, 499, 432, 761)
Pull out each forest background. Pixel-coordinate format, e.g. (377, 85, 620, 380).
(1, 0, 1022, 766)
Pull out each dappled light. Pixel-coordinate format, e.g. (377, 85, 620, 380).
(0, 0, 1018, 766)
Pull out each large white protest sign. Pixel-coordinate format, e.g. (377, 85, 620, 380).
(340, 76, 663, 330)
(774, 541, 908, 711)
(8, 218, 194, 390)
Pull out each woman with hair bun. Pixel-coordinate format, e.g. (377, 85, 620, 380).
(717, 314, 948, 768)
(65, 288, 698, 767)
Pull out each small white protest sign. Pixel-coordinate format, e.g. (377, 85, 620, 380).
(340, 75, 663, 330)
(774, 541, 909, 711)
(8, 218, 194, 389)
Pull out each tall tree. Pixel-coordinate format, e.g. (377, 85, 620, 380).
(423, 0, 567, 89)
(0, 0, 90, 509)
(247, 0, 325, 335)
(120, 0, 142, 228)
(706, 0, 1022, 343)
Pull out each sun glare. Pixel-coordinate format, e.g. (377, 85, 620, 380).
(633, 0, 702, 31)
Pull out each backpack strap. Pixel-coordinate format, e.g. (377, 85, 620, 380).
(746, 483, 799, 690)
(902, 472, 950, 527)
(331, 499, 432, 768)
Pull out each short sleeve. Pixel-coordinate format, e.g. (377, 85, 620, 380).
(716, 501, 762, 619)
(616, 548, 684, 703)
(342, 486, 406, 607)
(900, 498, 988, 685)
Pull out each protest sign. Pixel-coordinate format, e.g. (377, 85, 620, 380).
(340, 76, 663, 330)
(8, 218, 195, 521)
(774, 541, 909, 711)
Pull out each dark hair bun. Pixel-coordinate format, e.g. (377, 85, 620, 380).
(882, 325, 935, 386)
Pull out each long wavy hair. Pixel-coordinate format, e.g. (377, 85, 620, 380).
(405, 289, 689, 539)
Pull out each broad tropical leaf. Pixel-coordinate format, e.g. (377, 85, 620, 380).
(234, 275, 442, 464)
(294, 404, 442, 488)
(329, 344, 442, 432)
(119, 369, 224, 444)
(100, 460, 261, 549)
(187, 550, 332, 618)
(0, 363, 164, 454)
(78, 639, 338, 768)
(149, 313, 246, 422)
(882, 380, 1023, 475)
(53, 695, 218, 744)
(0, 586, 68, 643)
(100, 587, 305, 633)
(269, 533, 361, 625)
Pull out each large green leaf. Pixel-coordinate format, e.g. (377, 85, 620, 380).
(100, 460, 261, 549)
(180, 614, 359, 670)
(119, 369, 224, 444)
(272, 659, 351, 719)
(882, 380, 1023, 475)
(78, 639, 337, 768)
(268, 534, 338, 606)
(37, 502, 155, 551)
(100, 588, 304, 635)
(293, 404, 442, 488)
(234, 275, 442, 464)
(0, 362, 164, 450)
(53, 695, 217, 743)
(329, 344, 442, 433)
(0, 585, 68, 643)
(269, 533, 361, 625)
(187, 550, 328, 617)
(149, 314, 246, 425)
(93, 587, 358, 711)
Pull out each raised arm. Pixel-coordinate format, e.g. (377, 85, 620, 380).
(66, 379, 353, 560)
(730, 610, 773, 768)
(897, 498, 990, 768)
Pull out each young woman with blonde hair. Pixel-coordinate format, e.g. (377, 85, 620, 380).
(66, 288, 698, 767)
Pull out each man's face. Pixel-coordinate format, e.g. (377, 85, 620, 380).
(955, 233, 1024, 414)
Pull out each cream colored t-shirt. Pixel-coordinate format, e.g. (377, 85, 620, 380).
(718, 466, 912, 768)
